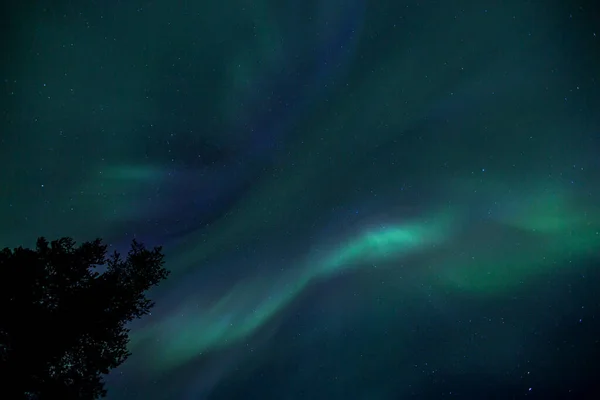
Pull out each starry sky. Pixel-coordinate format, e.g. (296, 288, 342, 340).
(2, 0, 600, 399)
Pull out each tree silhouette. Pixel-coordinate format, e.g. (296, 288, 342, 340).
(0, 237, 170, 399)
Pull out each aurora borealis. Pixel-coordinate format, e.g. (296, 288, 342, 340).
(2, 0, 600, 398)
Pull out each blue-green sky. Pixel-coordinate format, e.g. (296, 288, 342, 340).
(2, 0, 599, 398)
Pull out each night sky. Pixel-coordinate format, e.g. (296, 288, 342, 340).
(2, 0, 600, 399)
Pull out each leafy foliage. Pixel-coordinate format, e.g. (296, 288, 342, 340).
(0, 237, 169, 399)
